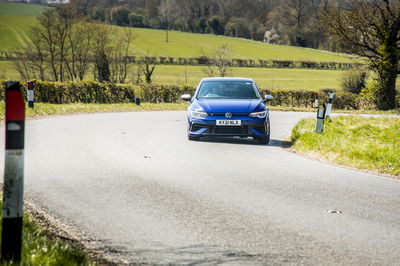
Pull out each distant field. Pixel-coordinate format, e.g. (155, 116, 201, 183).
(0, 2, 356, 88)
(0, 61, 344, 89)
(0, 2, 355, 63)
(0, 1, 48, 16)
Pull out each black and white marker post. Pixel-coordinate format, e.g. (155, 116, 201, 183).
(1, 81, 25, 262)
(27, 80, 34, 108)
(315, 103, 326, 133)
(325, 91, 334, 117)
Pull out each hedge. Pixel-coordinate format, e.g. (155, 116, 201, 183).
(0, 80, 195, 104)
(0, 80, 396, 110)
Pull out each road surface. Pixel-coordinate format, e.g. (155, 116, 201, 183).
(1, 111, 399, 265)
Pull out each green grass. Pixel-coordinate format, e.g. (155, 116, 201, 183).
(0, 102, 189, 120)
(0, 2, 49, 17)
(153, 65, 346, 89)
(291, 116, 400, 177)
(0, 2, 355, 63)
(0, 201, 91, 265)
(0, 62, 346, 89)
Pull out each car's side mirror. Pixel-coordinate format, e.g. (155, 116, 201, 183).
(181, 94, 192, 101)
(264, 94, 274, 102)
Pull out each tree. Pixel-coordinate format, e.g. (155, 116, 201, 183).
(110, 28, 135, 83)
(66, 21, 96, 81)
(92, 23, 113, 82)
(322, 0, 400, 110)
(159, 0, 174, 42)
(202, 44, 233, 77)
(33, 4, 78, 81)
(14, 32, 47, 81)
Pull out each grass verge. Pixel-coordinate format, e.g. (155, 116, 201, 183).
(0, 201, 91, 265)
(291, 116, 400, 177)
(0, 102, 398, 121)
(0, 102, 189, 120)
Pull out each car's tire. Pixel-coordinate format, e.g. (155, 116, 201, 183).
(188, 135, 200, 141)
(256, 133, 270, 145)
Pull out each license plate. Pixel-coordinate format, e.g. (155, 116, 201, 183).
(216, 120, 241, 126)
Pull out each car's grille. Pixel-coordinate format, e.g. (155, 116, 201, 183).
(191, 123, 266, 135)
(209, 125, 249, 134)
(208, 113, 249, 116)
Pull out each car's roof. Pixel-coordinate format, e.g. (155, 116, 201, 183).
(200, 77, 255, 83)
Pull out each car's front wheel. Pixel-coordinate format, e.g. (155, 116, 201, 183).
(256, 133, 270, 145)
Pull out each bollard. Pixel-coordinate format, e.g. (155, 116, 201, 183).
(313, 93, 319, 108)
(315, 103, 326, 133)
(27, 80, 34, 108)
(135, 97, 141, 106)
(325, 91, 334, 117)
(1, 81, 25, 263)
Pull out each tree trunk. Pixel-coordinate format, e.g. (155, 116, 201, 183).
(376, 68, 397, 110)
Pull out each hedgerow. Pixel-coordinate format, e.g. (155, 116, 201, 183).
(0, 80, 396, 110)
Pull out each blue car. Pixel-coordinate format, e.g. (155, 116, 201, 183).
(181, 77, 273, 144)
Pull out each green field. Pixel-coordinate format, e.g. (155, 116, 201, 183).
(0, 2, 357, 88)
(0, 2, 355, 62)
(0, 61, 345, 89)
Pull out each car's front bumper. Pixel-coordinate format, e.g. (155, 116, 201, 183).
(188, 116, 269, 137)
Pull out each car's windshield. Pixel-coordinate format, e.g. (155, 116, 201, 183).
(197, 81, 259, 99)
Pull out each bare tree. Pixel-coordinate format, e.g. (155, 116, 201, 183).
(202, 43, 233, 77)
(322, 0, 400, 110)
(66, 21, 95, 81)
(159, 0, 174, 42)
(33, 4, 78, 81)
(110, 28, 135, 83)
(14, 32, 47, 81)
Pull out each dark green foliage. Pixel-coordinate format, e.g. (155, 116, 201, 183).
(207, 16, 225, 35)
(95, 51, 110, 83)
(1, 80, 396, 110)
(0, 80, 195, 104)
(340, 70, 367, 94)
(129, 12, 144, 27)
(262, 89, 376, 110)
(109, 6, 130, 26)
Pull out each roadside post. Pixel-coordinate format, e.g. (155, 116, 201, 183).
(325, 91, 334, 117)
(315, 103, 326, 133)
(1, 81, 25, 263)
(27, 80, 34, 108)
(313, 93, 319, 108)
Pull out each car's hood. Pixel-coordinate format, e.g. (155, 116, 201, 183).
(192, 99, 264, 113)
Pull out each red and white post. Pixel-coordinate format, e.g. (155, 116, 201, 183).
(1, 81, 25, 262)
(27, 80, 34, 108)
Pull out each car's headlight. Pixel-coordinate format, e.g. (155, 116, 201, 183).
(249, 110, 267, 118)
(191, 110, 207, 118)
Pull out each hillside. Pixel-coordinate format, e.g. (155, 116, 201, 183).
(0, 2, 355, 63)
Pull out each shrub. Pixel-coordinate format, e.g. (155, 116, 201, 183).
(0, 80, 384, 110)
(340, 69, 367, 94)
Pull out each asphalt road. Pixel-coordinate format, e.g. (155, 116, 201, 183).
(1, 111, 400, 265)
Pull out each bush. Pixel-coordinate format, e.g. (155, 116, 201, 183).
(0, 80, 386, 110)
(340, 69, 367, 94)
(0, 81, 195, 104)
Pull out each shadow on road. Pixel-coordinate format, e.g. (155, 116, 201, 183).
(103, 244, 305, 265)
(196, 137, 292, 148)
